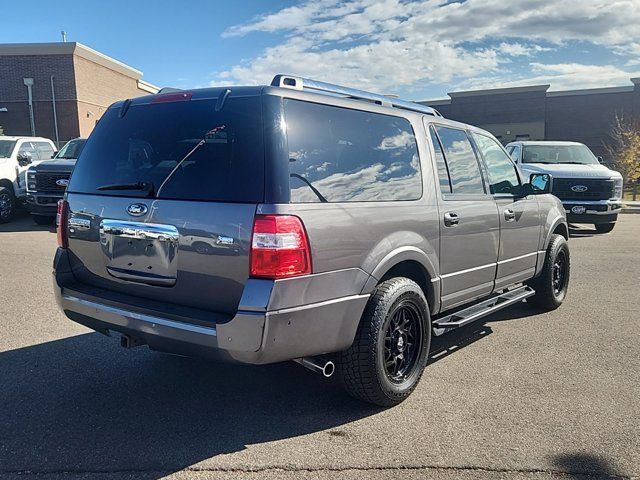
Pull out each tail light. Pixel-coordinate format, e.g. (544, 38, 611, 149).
(250, 214, 312, 279)
(57, 199, 69, 249)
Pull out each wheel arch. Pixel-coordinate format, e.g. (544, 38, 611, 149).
(0, 178, 16, 196)
(545, 217, 569, 248)
(362, 247, 440, 315)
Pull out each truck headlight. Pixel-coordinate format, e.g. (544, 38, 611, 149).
(26, 171, 37, 192)
(612, 177, 623, 200)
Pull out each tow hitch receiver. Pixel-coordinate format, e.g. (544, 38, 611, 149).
(120, 334, 146, 349)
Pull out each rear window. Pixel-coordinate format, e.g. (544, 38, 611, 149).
(284, 99, 422, 203)
(68, 96, 264, 202)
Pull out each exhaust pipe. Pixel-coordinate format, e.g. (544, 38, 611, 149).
(294, 357, 335, 378)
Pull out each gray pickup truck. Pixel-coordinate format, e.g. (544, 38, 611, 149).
(53, 75, 570, 407)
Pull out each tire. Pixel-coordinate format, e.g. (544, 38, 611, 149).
(337, 277, 431, 407)
(527, 234, 570, 311)
(0, 186, 16, 224)
(594, 223, 615, 234)
(32, 215, 54, 226)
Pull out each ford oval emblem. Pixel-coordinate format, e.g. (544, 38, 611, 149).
(571, 185, 588, 193)
(127, 203, 148, 216)
(56, 179, 69, 187)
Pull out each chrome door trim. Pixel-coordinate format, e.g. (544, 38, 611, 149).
(497, 251, 539, 265)
(439, 262, 497, 279)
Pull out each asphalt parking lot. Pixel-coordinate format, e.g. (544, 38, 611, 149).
(0, 212, 638, 480)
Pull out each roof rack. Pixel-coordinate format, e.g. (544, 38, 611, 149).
(271, 74, 442, 117)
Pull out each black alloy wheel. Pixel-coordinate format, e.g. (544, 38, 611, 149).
(0, 189, 14, 223)
(383, 301, 423, 384)
(552, 249, 568, 296)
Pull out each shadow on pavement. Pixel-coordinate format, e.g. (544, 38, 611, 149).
(0, 210, 56, 233)
(0, 332, 380, 476)
(0, 301, 556, 476)
(552, 453, 622, 478)
(568, 224, 599, 239)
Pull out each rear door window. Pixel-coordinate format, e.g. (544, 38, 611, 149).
(433, 126, 485, 195)
(428, 125, 451, 193)
(284, 99, 422, 203)
(68, 96, 264, 202)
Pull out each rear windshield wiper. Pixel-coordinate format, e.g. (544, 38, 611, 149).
(290, 173, 328, 203)
(156, 125, 226, 197)
(97, 181, 155, 196)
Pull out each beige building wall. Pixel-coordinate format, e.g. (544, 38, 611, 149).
(73, 55, 157, 138)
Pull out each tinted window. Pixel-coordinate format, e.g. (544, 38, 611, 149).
(428, 125, 451, 193)
(56, 139, 86, 159)
(34, 142, 55, 160)
(69, 96, 264, 202)
(472, 133, 520, 195)
(434, 126, 485, 194)
(285, 100, 421, 203)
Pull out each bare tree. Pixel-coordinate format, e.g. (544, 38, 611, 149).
(605, 115, 640, 199)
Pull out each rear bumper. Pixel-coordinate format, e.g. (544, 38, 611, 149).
(53, 249, 370, 364)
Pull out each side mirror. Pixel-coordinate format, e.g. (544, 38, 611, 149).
(17, 152, 32, 166)
(597, 156, 604, 164)
(523, 173, 553, 195)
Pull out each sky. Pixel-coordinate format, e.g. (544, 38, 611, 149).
(2, 0, 640, 100)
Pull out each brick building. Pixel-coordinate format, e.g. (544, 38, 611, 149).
(0, 42, 158, 146)
(421, 79, 640, 161)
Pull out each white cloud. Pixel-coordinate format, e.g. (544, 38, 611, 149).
(498, 43, 552, 57)
(213, 0, 640, 95)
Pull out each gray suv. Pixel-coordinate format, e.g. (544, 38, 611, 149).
(53, 75, 570, 407)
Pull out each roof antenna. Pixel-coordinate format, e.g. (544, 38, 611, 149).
(61, 31, 67, 42)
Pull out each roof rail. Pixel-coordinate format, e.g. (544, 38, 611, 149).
(271, 74, 442, 117)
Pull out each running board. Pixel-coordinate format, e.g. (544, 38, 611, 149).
(432, 286, 535, 336)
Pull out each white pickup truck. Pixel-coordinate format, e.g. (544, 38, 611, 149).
(506, 141, 623, 233)
(0, 136, 57, 223)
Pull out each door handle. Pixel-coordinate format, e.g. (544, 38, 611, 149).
(504, 208, 516, 222)
(444, 212, 459, 227)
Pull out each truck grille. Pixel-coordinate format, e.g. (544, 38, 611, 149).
(552, 178, 613, 201)
(35, 172, 70, 192)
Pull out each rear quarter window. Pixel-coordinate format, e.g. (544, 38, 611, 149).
(284, 99, 422, 203)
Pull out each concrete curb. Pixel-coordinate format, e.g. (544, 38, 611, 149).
(622, 201, 640, 214)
